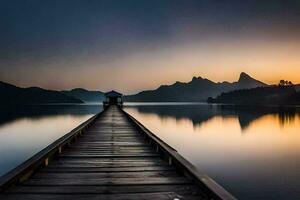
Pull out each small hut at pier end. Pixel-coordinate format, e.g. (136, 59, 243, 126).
(103, 90, 123, 109)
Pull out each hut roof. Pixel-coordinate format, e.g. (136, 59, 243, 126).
(105, 90, 123, 97)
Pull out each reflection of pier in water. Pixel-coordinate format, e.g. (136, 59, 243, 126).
(126, 105, 300, 131)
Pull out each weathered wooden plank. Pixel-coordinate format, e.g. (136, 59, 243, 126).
(24, 177, 191, 186)
(78, 138, 145, 141)
(80, 137, 141, 140)
(0, 192, 205, 200)
(59, 154, 160, 158)
(5, 185, 201, 195)
(71, 144, 147, 146)
(63, 149, 154, 153)
(51, 157, 163, 163)
(40, 166, 175, 173)
(53, 157, 163, 162)
(32, 171, 179, 179)
(61, 154, 157, 157)
(83, 133, 139, 136)
(62, 150, 154, 154)
(47, 163, 167, 168)
(65, 149, 153, 153)
(61, 152, 156, 156)
(67, 145, 153, 150)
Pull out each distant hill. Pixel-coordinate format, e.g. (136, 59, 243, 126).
(125, 72, 267, 102)
(0, 81, 83, 105)
(62, 88, 104, 103)
(207, 86, 300, 105)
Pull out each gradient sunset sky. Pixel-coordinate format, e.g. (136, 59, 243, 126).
(1, 0, 300, 94)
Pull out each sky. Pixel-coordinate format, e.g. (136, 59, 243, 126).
(0, 0, 300, 94)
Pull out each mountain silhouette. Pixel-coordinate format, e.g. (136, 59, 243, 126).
(0, 81, 83, 105)
(125, 72, 267, 102)
(62, 88, 104, 103)
(208, 86, 300, 105)
(235, 72, 267, 89)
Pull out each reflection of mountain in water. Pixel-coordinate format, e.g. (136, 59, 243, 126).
(0, 105, 102, 126)
(1, 104, 299, 132)
(126, 105, 300, 131)
(277, 110, 298, 126)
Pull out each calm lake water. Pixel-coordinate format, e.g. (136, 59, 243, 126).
(1, 103, 300, 200)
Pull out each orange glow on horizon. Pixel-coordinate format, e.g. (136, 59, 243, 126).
(1, 37, 299, 94)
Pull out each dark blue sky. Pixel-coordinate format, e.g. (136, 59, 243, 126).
(1, 0, 300, 93)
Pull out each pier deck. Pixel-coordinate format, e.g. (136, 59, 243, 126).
(0, 106, 236, 200)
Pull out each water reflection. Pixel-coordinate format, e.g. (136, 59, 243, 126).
(125, 104, 300, 132)
(0, 105, 101, 126)
(124, 104, 300, 200)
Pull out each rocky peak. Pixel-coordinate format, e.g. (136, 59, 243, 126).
(238, 72, 252, 82)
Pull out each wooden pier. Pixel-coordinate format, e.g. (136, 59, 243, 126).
(0, 106, 236, 200)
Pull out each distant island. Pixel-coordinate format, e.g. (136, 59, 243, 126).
(0, 81, 83, 105)
(124, 72, 267, 102)
(0, 81, 107, 105)
(207, 83, 300, 105)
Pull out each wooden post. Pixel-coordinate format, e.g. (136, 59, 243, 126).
(44, 158, 49, 167)
(168, 157, 172, 165)
(58, 146, 62, 154)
